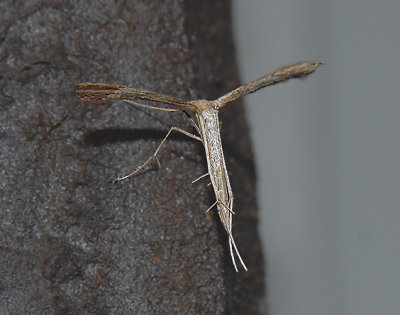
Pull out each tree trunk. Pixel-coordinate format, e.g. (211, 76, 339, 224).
(0, 1, 265, 313)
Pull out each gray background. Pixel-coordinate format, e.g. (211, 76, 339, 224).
(232, 0, 400, 314)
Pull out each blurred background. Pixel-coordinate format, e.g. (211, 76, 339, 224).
(232, 0, 400, 314)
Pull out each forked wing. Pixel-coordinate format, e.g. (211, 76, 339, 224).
(215, 61, 324, 108)
(76, 83, 197, 111)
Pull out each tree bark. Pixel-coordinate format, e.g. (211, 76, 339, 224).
(0, 1, 265, 313)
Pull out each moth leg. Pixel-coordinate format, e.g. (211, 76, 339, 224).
(205, 200, 218, 213)
(219, 200, 235, 215)
(115, 127, 201, 181)
(191, 172, 209, 184)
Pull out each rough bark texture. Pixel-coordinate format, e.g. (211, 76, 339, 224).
(0, 1, 265, 313)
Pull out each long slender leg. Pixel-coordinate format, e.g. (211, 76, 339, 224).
(116, 127, 201, 181)
(124, 100, 182, 112)
(205, 201, 218, 213)
(218, 200, 235, 215)
(191, 172, 209, 184)
(223, 169, 247, 270)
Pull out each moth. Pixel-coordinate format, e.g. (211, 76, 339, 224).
(76, 61, 324, 271)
